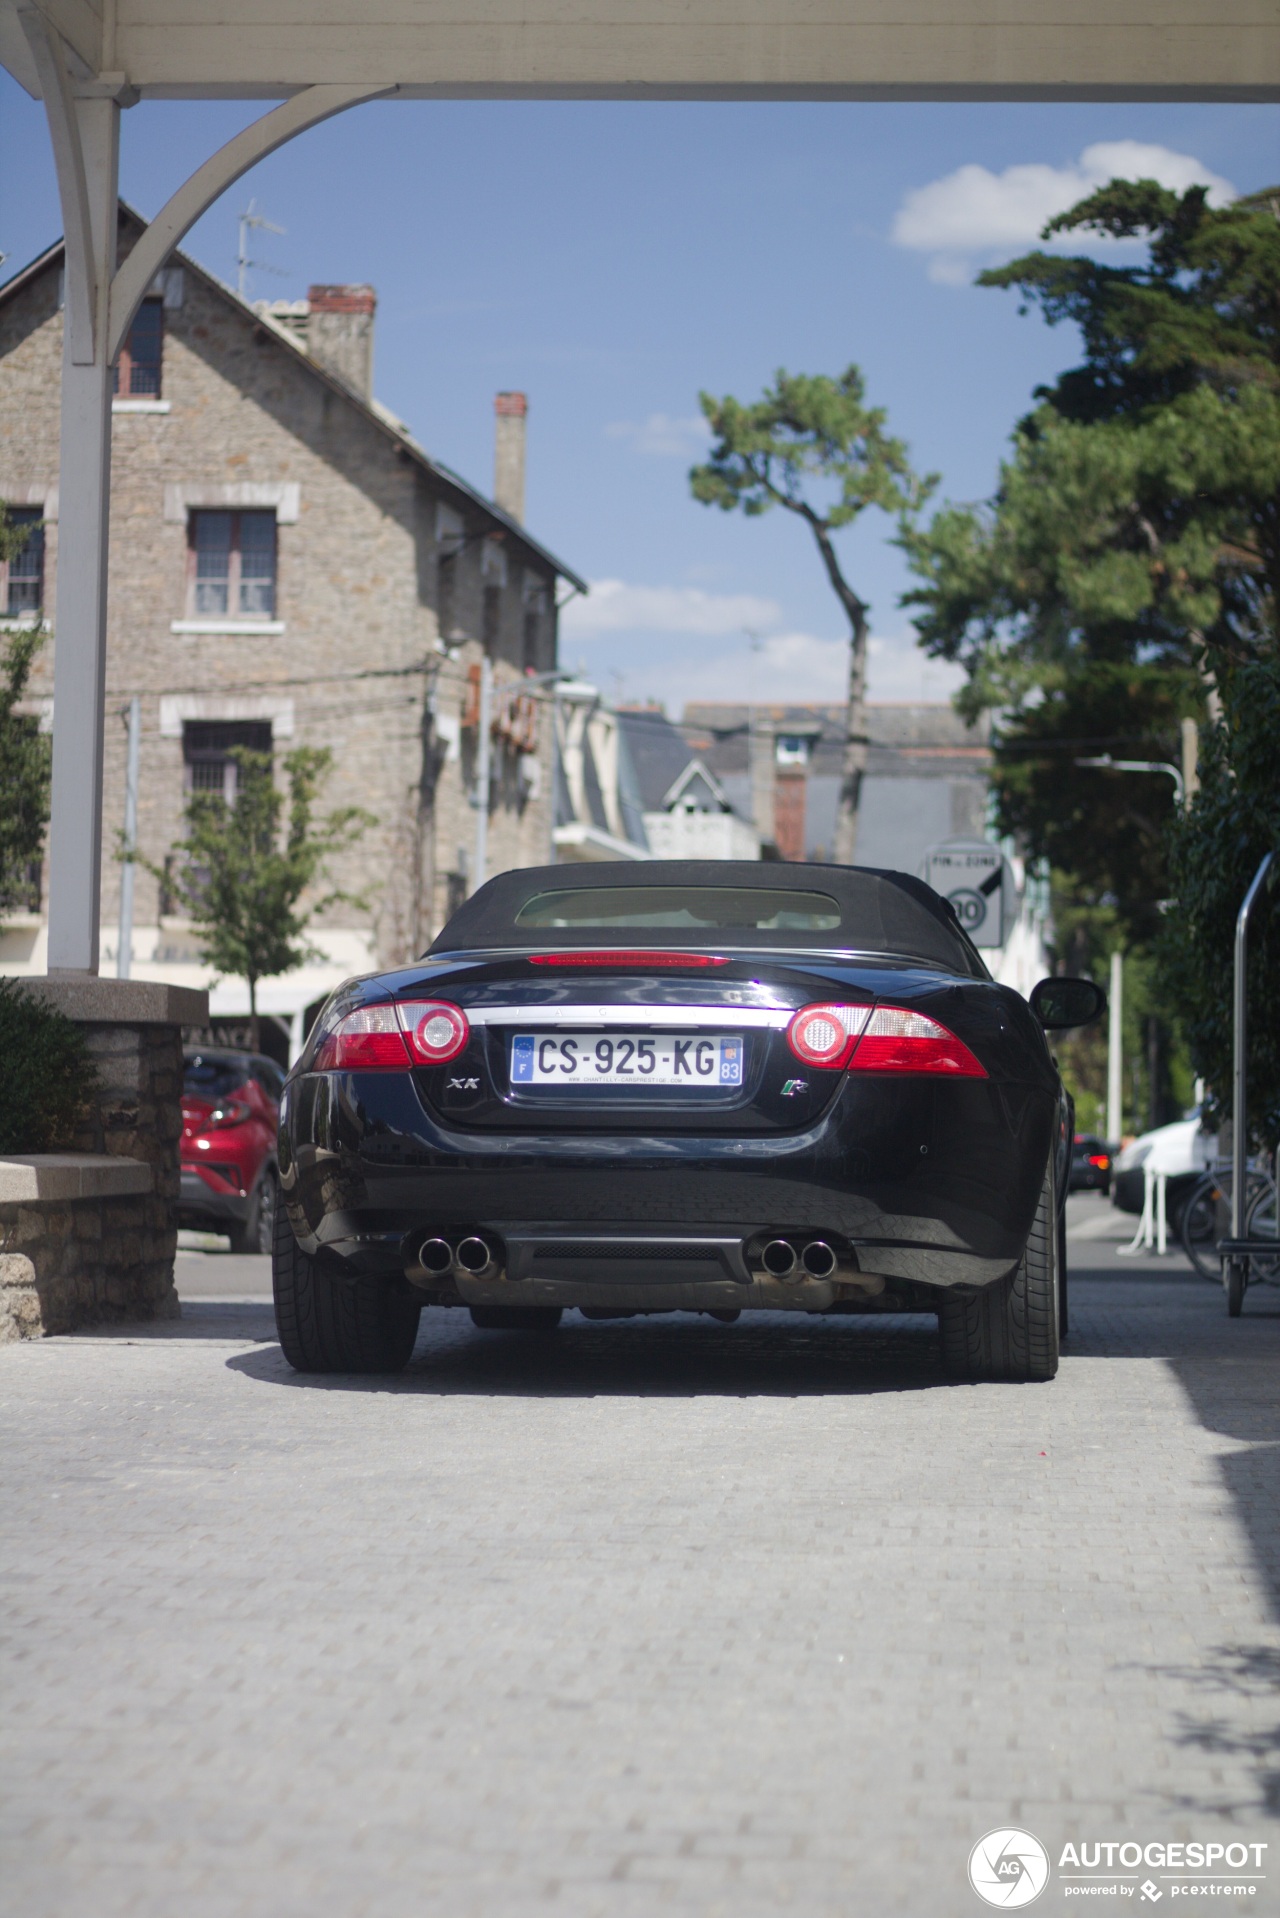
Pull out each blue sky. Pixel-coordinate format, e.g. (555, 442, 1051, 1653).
(2, 80, 1276, 711)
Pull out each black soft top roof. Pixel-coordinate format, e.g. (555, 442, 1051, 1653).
(429, 861, 987, 975)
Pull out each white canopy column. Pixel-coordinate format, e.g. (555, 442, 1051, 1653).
(15, 14, 388, 972)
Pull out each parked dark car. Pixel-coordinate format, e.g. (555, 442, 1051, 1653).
(273, 861, 1105, 1381)
(180, 1048, 283, 1252)
(1069, 1134, 1113, 1195)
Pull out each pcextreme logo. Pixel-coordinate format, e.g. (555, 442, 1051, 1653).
(969, 1829, 1051, 1908)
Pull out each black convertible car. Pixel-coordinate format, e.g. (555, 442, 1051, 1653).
(274, 862, 1103, 1381)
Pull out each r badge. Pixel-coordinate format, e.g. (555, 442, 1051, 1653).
(781, 1078, 808, 1097)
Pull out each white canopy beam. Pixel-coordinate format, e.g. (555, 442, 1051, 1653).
(109, 82, 393, 361)
(19, 7, 97, 361)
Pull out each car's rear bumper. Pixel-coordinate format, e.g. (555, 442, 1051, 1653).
(179, 1167, 250, 1227)
(279, 1067, 1056, 1303)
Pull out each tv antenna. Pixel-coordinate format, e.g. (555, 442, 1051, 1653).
(237, 200, 287, 303)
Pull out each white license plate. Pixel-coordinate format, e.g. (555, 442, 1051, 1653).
(510, 1032, 744, 1088)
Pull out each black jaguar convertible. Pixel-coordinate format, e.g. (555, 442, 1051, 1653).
(273, 862, 1103, 1381)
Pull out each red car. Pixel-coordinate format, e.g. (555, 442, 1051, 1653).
(180, 1048, 283, 1252)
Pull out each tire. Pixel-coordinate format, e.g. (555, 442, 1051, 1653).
(232, 1167, 277, 1255)
(939, 1160, 1059, 1383)
(469, 1305, 563, 1332)
(1180, 1172, 1227, 1283)
(272, 1198, 421, 1373)
(1057, 1202, 1069, 1342)
(1225, 1258, 1246, 1317)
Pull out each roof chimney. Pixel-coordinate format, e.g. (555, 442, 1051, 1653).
(306, 284, 376, 401)
(494, 391, 527, 522)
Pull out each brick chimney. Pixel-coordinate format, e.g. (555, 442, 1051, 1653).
(494, 391, 527, 522)
(306, 284, 376, 401)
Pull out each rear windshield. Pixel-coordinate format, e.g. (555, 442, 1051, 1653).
(430, 861, 988, 975)
(515, 886, 842, 932)
(183, 1055, 248, 1100)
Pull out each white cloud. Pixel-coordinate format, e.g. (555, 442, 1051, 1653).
(561, 578, 781, 639)
(892, 141, 1235, 283)
(605, 412, 712, 458)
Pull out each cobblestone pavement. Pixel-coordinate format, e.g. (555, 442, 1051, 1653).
(3, 1197, 1279, 1918)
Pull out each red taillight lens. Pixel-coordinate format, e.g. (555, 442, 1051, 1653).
(1089, 1154, 1110, 1169)
(527, 951, 729, 969)
(396, 1000, 470, 1065)
(847, 1006, 986, 1078)
(313, 1005, 411, 1071)
(786, 1003, 872, 1069)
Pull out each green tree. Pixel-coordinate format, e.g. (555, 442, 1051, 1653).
(0, 505, 52, 921)
(901, 182, 1280, 941)
(690, 368, 933, 860)
(1159, 652, 1280, 1147)
(149, 746, 372, 1016)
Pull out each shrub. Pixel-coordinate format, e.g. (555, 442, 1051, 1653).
(0, 978, 98, 1152)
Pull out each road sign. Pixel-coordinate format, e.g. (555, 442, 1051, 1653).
(924, 840, 1010, 949)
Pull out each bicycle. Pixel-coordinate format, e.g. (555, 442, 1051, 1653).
(1180, 1160, 1280, 1286)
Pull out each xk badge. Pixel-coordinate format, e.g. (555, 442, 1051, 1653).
(447, 1077, 480, 1091)
(968, 1828, 1050, 1908)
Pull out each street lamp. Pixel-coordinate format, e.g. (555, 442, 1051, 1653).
(1073, 755, 1186, 807)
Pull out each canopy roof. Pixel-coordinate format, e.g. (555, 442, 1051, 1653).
(3, 0, 1277, 102)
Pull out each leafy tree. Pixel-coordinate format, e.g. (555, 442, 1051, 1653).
(0, 505, 52, 921)
(148, 746, 372, 1017)
(690, 368, 932, 860)
(1158, 652, 1280, 1147)
(0, 977, 97, 1152)
(901, 182, 1280, 941)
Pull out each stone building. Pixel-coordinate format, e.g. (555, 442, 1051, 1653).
(681, 701, 993, 868)
(0, 208, 584, 1050)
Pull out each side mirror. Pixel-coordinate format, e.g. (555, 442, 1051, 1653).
(1030, 976, 1107, 1031)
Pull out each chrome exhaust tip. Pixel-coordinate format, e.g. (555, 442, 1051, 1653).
(801, 1240, 837, 1279)
(418, 1237, 454, 1277)
(762, 1238, 798, 1279)
(456, 1235, 496, 1277)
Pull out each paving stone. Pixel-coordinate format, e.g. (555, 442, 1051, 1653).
(1, 1234, 1279, 1917)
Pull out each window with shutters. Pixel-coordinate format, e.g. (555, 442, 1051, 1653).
(187, 511, 277, 619)
(114, 298, 164, 397)
(182, 720, 274, 802)
(2, 509, 44, 616)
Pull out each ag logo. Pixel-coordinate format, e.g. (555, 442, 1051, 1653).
(968, 1828, 1050, 1907)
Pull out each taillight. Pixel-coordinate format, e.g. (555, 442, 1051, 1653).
(396, 1000, 470, 1065)
(1089, 1153, 1110, 1169)
(785, 1004, 872, 1069)
(313, 1006, 411, 1071)
(528, 951, 729, 969)
(848, 1006, 986, 1078)
(206, 1100, 253, 1128)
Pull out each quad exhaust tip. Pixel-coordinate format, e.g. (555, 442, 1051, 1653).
(761, 1237, 838, 1280)
(456, 1235, 497, 1277)
(802, 1240, 837, 1279)
(418, 1237, 454, 1277)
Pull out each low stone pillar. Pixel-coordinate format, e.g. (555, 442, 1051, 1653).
(0, 979, 207, 1337)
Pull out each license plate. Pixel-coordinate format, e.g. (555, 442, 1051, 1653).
(510, 1032, 744, 1088)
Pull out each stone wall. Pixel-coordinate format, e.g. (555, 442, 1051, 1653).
(0, 979, 205, 1339)
(0, 1162, 171, 1341)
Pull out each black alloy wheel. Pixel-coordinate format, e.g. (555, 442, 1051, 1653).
(938, 1161, 1060, 1383)
(232, 1167, 278, 1256)
(272, 1200, 421, 1373)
